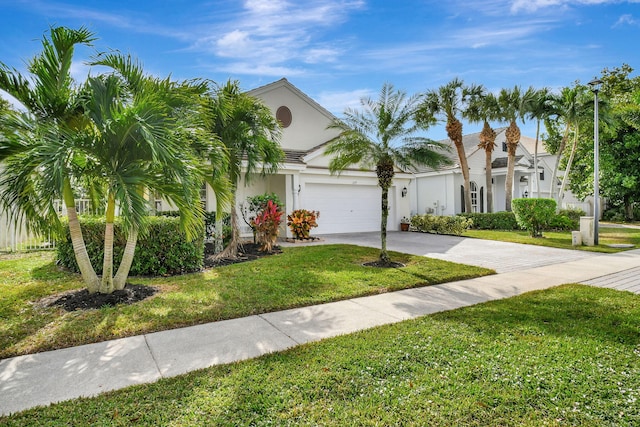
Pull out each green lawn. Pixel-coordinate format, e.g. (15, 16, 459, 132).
(0, 245, 492, 359)
(463, 226, 640, 252)
(3, 285, 639, 426)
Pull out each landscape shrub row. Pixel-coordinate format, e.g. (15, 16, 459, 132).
(56, 216, 203, 276)
(410, 214, 472, 236)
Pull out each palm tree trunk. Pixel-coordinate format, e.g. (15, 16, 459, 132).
(485, 149, 493, 213)
(218, 191, 240, 258)
(505, 156, 515, 211)
(99, 193, 116, 294)
(63, 180, 99, 293)
(557, 131, 579, 207)
(448, 119, 472, 213)
(380, 184, 390, 264)
(549, 125, 570, 199)
(505, 121, 521, 212)
(114, 228, 138, 291)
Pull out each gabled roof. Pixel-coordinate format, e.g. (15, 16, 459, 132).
(247, 78, 337, 122)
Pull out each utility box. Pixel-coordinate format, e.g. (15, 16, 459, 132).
(580, 216, 595, 246)
(572, 231, 582, 246)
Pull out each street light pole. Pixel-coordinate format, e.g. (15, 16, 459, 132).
(588, 78, 602, 246)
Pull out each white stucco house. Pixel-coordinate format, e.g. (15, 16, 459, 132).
(197, 78, 413, 236)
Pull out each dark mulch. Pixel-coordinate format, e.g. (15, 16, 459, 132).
(48, 284, 158, 312)
(363, 260, 406, 268)
(203, 242, 282, 268)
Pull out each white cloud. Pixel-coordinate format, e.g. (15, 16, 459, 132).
(190, 0, 364, 73)
(614, 13, 639, 26)
(511, 0, 640, 13)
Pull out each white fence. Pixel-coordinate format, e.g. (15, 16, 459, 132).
(0, 200, 94, 253)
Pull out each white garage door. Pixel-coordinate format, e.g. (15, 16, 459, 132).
(303, 183, 386, 234)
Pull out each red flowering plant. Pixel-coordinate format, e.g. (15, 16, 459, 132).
(287, 209, 320, 239)
(251, 200, 283, 252)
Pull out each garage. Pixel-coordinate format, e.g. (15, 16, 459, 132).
(302, 183, 389, 234)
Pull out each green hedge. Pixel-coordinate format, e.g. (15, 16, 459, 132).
(410, 214, 473, 236)
(56, 216, 204, 276)
(458, 212, 520, 230)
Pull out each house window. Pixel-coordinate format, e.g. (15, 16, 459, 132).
(154, 191, 163, 212)
(470, 181, 479, 213)
(502, 141, 507, 152)
(539, 169, 545, 181)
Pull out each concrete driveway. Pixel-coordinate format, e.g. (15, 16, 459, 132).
(282, 231, 598, 273)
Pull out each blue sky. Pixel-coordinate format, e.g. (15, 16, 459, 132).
(1, 0, 638, 139)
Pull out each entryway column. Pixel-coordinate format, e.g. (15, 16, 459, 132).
(291, 174, 300, 211)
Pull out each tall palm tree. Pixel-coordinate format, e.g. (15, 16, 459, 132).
(463, 88, 500, 212)
(0, 26, 101, 290)
(420, 78, 478, 213)
(497, 86, 535, 211)
(326, 83, 451, 265)
(527, 88, 555, 198)
(547, 86, 584, 201)
(556, 86, 594, 205)
(204, 80, 283, 258)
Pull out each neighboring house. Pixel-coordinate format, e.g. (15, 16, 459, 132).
(410, 129, 587, 216)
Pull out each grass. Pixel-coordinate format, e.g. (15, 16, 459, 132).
(2, 284, 639, 426)
(463, 226, 640, 253)
(0, 244, 493, 359)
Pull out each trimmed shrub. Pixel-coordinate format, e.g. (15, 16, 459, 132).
(547, 214, 577, 231)
(511, 198, 556, 237)
(56, 216, 203, 276)
(458, 212, 519, 230)
(410, 214, 473, 236)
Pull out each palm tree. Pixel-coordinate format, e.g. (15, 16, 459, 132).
(1, 28, 209, 294)
(420, 78, 479, 213)
(204, 80, 283, 258)
(80, 54, 208, 293)
(463, 88, 500, 212)
(556, 86, 595, 206)
(527, 88, 555, 198)
(547, 86, 585, 202)
(497, 86, 535, 211)
(326, 83, 451, 265)
(0, 26, 101, 290)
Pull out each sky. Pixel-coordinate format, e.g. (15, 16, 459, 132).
(1, 0, 639, 139)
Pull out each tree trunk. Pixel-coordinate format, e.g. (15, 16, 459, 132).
(114, 228, 138, 291)
(376, 160, 394, 264)
(63, 180, 99, 293)
(557, 131, 579, 208)
(218, 191, 240, 258)
(505, 120, 521, 212)
(448, 118, 471, 212)
(99, 193, 116, 294)
(549, 125, 570, 199)
(479, 121, 496, 213)
(485, 150, 493, 213)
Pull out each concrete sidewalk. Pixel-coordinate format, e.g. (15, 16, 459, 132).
(1, 244, 639, 416)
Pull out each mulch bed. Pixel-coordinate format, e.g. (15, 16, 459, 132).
(203, 242, 281, 268)
(47, 284, 158, 312)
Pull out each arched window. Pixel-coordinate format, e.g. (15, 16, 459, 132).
(470, 181, 479, 213)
